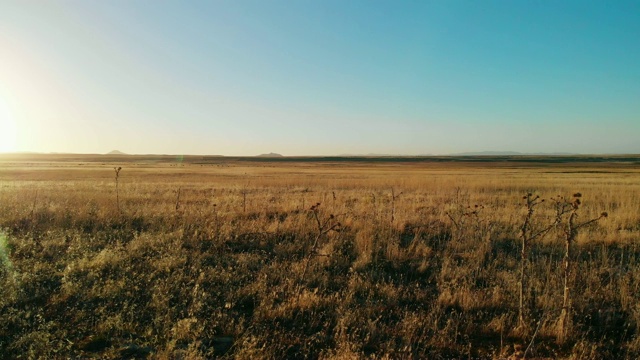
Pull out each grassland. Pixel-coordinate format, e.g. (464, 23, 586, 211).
(1, 154, 640, 359)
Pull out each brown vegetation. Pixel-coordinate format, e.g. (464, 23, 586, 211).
(1, 156, 639, 359)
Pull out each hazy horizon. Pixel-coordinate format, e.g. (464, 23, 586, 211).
(1, 1, 639, 156)
(3, 149, 639, 158)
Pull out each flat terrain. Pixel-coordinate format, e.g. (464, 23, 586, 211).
(1, 154, 640, 359)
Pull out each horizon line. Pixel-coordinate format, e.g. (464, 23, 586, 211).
(3, 151, 640, 157)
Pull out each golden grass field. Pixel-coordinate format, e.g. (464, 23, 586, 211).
(1, 154, 640, 359)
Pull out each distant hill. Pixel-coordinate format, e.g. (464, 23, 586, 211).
(107, 150, 127, 155)
(450, 151, 576, 156)
(256, 152, 283, 157)
(337, 153, 411, 157)
(451, 151, 523, 156)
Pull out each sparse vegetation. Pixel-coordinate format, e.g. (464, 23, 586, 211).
(0, 155, 639, 359)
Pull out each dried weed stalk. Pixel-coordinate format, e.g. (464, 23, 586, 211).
(300, 202, 342, 286)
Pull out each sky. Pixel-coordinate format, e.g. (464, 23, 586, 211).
(0, 1, 639, 156)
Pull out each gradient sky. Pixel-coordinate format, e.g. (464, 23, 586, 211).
(1, 1, 639, 155)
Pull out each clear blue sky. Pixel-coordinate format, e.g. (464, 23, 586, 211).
(1, 1, 638, 155)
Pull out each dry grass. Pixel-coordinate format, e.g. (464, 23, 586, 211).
(1, 155, 639, 359)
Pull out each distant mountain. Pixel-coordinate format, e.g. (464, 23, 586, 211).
(107, 150, 127, 155)
(449, 151, 577, 156)
(334, 151, 578, 156)
(337, 153, 407, 157)
(256, 152, 283, 157)
(451, 151, 524, 156)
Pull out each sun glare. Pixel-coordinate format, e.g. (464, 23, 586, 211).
(0, 103, 17, 153)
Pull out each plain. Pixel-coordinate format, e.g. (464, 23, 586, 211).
(1, 155, 639, 359)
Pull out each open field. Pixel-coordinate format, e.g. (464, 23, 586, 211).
(1, 155, 640, 359)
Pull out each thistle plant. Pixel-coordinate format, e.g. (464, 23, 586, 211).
(445, 203, 487, 243)
(552, 193, 608, 343)
(299, 202, 342, 285)
(390, 188, 403, 224)
(241, 187, 248, 213)
(517, 193, 557, 331)
(114, 167, 122, 212)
